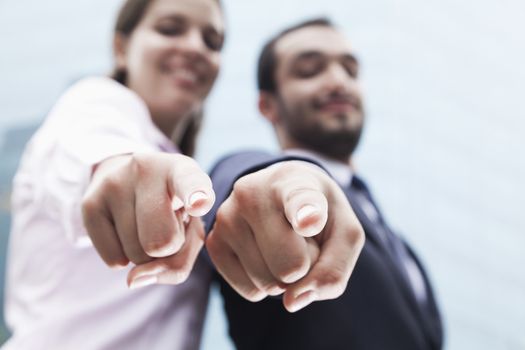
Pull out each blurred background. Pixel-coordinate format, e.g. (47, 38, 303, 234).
(1, 0, 524, 349)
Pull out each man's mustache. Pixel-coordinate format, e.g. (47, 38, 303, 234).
(312, 92, 362, 112)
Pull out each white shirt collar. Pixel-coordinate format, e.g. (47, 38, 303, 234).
(283, 148, 353, 187)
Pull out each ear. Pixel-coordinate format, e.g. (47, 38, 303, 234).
(113, 33, 129, 70)
(258, 91, 279, 124)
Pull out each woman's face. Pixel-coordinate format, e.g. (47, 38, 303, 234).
(115, 0, 224, 133)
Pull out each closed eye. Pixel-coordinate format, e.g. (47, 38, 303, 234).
(155, 16, 187, 36)
(341, 54, 359, 78)
(292, 52, 327, 78)
(202, 27, 224, 51)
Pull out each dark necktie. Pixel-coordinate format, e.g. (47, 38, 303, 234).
(350, 175, 428, 305)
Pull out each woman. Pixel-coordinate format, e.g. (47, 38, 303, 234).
(4, 0, 225, 349)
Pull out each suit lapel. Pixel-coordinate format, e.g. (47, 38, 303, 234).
(405, 245, 444, 349)
(344, 186, 385, 249)
(343, 185, 436, 346)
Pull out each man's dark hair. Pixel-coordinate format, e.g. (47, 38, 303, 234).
(257, 17, 335, 93)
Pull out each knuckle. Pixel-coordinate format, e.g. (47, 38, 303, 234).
(205, 233, 219, 258)
(260, 281, 283, 296)
(273, 161, 320, 180)
(101, 173, 124, 194)
(81, 196, 98, 219)
(164, 260, 192, 283)
(317, 267, 348, 299)
(212, 207, 236, 237)
(214, 207, 230, 228)
(130, 153, 151, 177)
(277, 255, 309, 283)
(206, 219, 236, 265)
(127, 249, 153, 265)
(173, 153, 195, 165)
(354, 226, 366, 249)
(171, 154, 202, 176)
(173, 269, 191, 283)
(346, 224, 366, 251)
(242, 287, 266, 302)
(176, 262, 193, 281)
(143, 234, 181, 256)
(231, 177, 261, 212)
(232, 176, 251, 199)
(271, 161, 296, 178)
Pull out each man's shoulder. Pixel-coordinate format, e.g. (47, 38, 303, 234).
(209, 149, 329, 187)
(213, 149, 275, 164)
(209, 149, 274, 171)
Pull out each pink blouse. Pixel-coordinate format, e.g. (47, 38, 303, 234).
(4, 77, 211, 350)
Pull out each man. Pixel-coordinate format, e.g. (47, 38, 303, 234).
(204, 18, 443, 350)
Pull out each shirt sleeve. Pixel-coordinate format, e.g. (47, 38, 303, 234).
(31, 79, 158, 246)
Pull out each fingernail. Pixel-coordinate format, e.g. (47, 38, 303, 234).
(288, 290, 317, 313)
(129, 274, 158, 289)
(182, 212, 190, 225)
(281, 269, 305, 284)
(296, 205, 318, 225)
(268, 286, 286, 296)
(171, 196, 184, 211)
(188, 191, 208, 208)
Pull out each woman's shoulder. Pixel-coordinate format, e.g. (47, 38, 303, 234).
(63, 76, 141, 105)
(41, 76, 150, 131)
(46, 76, 149, 124)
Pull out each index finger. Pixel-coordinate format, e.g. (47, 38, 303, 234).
(268, 161, 329, 237)
(169, 154, 215, 217)
(284, 190, 365, 310)
(281, 184, 328, 237)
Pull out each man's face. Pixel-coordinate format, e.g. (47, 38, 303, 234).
(272, 26, 364, 160)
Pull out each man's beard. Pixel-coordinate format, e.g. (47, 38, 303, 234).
(277, 96, 364, 161)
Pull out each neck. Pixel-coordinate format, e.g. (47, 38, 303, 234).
(149, 107, 194, 142)
(281, 146, 352, 167)
(280, 138, 352, 165)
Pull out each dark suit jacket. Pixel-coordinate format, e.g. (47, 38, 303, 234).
(204, 150, 444, 350)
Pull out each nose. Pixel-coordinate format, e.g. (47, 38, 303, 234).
(180, 28, 207, 59)
(323, 62, 354, 93)
(325, 62, 359, 94)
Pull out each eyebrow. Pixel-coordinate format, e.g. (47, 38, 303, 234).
(291, 50, 323, 63)
(156, 14, 186, 23)
(156, 14, 224, 36)
(291, 50, 359, 65)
